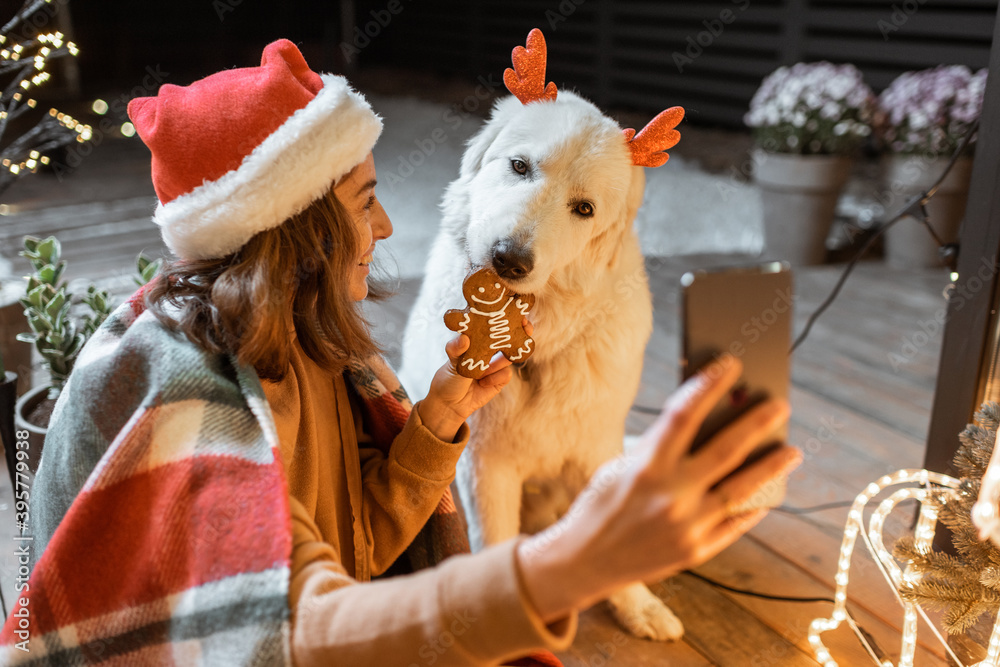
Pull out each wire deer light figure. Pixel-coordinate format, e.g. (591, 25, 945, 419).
(812, 445, 1000, 666)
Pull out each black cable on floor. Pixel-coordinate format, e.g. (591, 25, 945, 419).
(686, 570, 891, 663)
(684, 569, 835, 604)
(774, 500, 855, 514)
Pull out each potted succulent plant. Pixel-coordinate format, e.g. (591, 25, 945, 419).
(875, 65, 987, 268)
(745, 62, 876, 265)
(14, 236, 112, 477)
(135, 252, 163, 287)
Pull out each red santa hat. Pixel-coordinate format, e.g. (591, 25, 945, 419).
(127, 39, 382, 261)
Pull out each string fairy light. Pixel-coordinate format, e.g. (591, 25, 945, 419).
(0, 3, 91, 200)
(808, 468, 1000, 667)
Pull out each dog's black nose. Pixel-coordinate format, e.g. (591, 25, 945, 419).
(491, 240, 534, 280)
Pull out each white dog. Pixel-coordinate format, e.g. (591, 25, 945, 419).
(400, 30, 685, 641)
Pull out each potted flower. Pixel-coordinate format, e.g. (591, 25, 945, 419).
(875, 66, 987, 268)
(14, 236, 112, 476)
(745, 62, 876, 265)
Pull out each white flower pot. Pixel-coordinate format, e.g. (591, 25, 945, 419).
(754, 151, 853, 266)
(881, 154, 972, 269)
(14, 384, 49, 478)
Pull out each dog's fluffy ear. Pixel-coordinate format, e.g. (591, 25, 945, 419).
(625, 164, 646, 226)
(460, 97, 522, 178)
(596, 164, 647, 269)
(459, 118, 503, 178)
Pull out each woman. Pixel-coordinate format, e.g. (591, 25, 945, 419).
(1, 40, 800, 666)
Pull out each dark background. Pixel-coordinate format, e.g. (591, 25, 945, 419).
(5, 0, 998, 126)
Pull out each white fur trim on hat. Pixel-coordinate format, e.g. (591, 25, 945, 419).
(152, 74, 382, 261)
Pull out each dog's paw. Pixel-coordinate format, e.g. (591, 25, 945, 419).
(606, 584, 684, 642)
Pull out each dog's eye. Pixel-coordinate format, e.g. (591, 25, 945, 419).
(574, 201, 595, 217)
(511, 159, 528, 176)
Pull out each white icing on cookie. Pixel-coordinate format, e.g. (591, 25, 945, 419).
(509, 338, 533, 362)
(471, 287, 507, 306)
(461, 358, 490, 372)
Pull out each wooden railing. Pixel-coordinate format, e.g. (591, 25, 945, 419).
(363, 0, 995, 126)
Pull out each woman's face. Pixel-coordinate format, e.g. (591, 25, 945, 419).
(333, 152, 392, 301)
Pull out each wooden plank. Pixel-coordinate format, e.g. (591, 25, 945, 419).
(4, 228, 167, 285)
(611, 69, 760, 101)
(610, 28, 786, 53)
(556, 605, 712, 666)
(746, 504, 947, 658)
(807, 0, 996, 6)
(804, 37, 990, 69)
(610, 90, 747, 127)
(612, 2, 788, 26)
(665, 572, 819, 666)
(697, 536, 949, 666)
(0, 203, 156, 259)
(806, 8, 995, 40)
(791, 353, 934, 441)
(612, 51, 782, 79)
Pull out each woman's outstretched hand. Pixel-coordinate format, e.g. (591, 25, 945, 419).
(515, 354, 802, 624)
(417, 318, 533, 442)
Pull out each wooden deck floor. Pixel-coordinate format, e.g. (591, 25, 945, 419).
(0, 199, 954, 664)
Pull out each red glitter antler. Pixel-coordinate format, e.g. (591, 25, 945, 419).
(622, 106, 685, 168)
(504, 28, 557, 105)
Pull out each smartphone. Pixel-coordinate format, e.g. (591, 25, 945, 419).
(680, 261, 792, 511)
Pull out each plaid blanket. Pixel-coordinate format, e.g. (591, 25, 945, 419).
(0, 283, 561, 665)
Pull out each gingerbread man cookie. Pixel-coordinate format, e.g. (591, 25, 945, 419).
(444, 267, 535, 379)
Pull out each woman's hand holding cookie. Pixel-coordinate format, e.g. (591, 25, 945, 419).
(417, 317, 534, 443)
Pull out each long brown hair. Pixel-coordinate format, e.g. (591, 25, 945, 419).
(143, 187, 389, 382)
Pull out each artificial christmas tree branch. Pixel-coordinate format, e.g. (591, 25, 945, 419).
(895, 402, 1000, 635)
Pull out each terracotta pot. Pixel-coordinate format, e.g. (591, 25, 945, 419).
(881, 154, 973, 269)
(14, 384, 49, 479)
(754, 151, 853, 266)
(1, 370, 16, 491)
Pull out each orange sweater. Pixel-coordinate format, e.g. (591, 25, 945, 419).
(261, 336, 577, 666)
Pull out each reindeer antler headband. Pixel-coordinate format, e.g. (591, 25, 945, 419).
(504, 28, 684, 168)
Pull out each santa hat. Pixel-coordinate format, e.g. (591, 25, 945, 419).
(127, 39, 382, 261)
